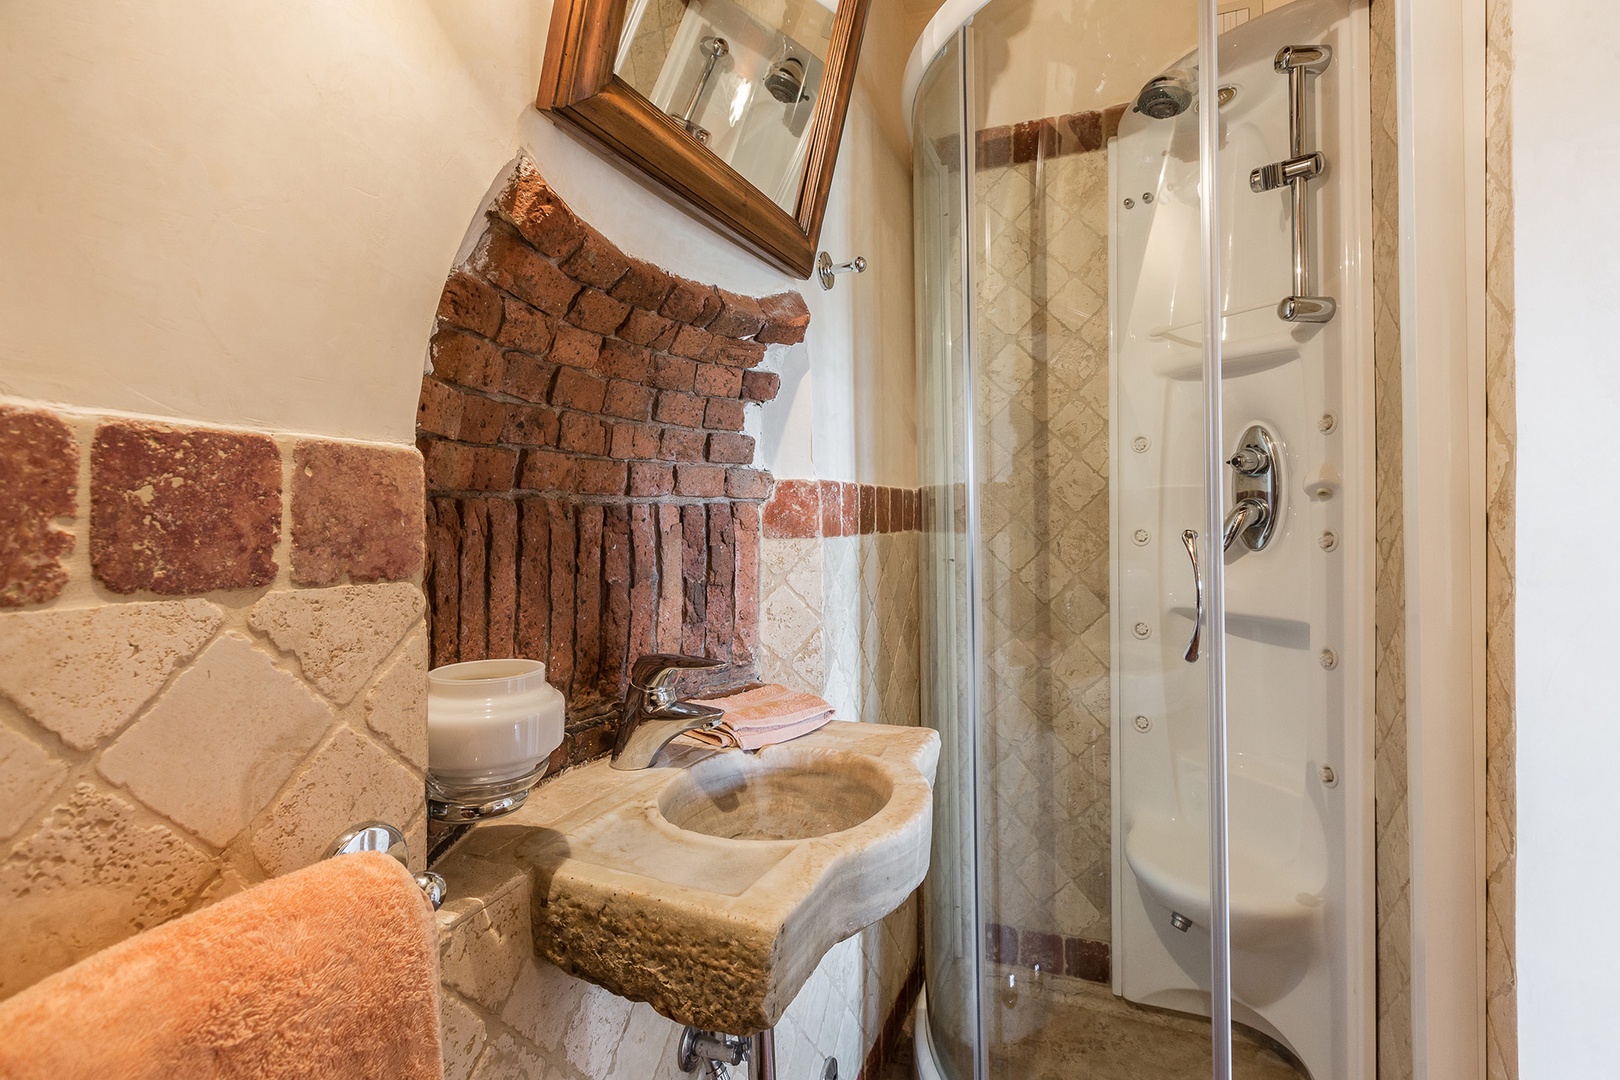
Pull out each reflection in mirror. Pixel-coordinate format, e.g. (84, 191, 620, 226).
(615, 0, 835, 211)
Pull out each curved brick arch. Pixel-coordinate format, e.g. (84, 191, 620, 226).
(418, 158, 809, 755)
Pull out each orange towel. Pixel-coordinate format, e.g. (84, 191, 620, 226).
(0, 851, 442, 1080)
(685, 683, 836, 750)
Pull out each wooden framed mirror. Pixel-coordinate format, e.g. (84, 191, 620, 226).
(537, 0, 870, 278)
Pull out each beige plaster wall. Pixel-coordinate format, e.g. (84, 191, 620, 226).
(0, 0, 918, 488)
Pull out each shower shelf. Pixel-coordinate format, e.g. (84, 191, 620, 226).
(1124, 816, 1324, 950)
(1150, 302, 1323, 380)
(1169, 606, 1312, 649)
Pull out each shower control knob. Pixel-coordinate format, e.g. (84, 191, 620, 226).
(1133, 715, 1152, 733)
(1227, 447, 1271, 475)
(1133, 622, 1152, 640)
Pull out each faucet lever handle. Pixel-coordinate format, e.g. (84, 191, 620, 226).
(629, 653, 726, 694)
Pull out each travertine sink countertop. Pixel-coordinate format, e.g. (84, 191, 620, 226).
(446, 721, 937, 1035)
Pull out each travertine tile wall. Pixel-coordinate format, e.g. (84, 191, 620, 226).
(616, 0, 690, 99)
(972, 134, 1114, 962)
(760, 479, 923, 730)
(1483, 0, 1517, 1073)
(1369, 0, 1518, 1072)
(0, 404, 429, 1001)
(1368, 1, 1414, 1077)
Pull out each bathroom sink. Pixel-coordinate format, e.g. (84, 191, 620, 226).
(504, 721, 938, 1035)
(657, 752, 892, 840)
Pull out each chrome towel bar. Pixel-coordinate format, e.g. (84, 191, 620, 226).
(326, 822, 446, 909)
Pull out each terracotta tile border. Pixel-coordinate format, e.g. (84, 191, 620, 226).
(929, 102, 1130, 171)
(763, 479, 922, 539)
(984, 922, 1111, 985)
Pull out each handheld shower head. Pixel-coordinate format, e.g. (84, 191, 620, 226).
(1133, 70, 1195, 119)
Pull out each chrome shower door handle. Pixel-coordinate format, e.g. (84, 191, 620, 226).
(1182, 529, 1202, 663)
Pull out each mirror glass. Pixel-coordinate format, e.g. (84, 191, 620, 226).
(614, 0, 837, 211)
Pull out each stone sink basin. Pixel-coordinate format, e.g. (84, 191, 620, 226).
(509, 720, 938, 1035)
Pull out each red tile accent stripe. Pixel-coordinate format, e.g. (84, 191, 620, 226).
(761, 481, 926, 539)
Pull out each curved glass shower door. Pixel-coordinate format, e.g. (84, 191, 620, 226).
(913, 0, 1375, 1076)
(912, 2, 1239, 1076)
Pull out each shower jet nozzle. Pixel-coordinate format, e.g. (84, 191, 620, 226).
(1133, 70, 1196, 120)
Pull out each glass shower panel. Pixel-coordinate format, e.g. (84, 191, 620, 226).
(913, 31, 980, 1080)
(963, 1, 1219, 1075)
(1211, 2, 1377, 1078)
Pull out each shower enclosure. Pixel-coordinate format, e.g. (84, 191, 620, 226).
(906, 1, 1372, 1077)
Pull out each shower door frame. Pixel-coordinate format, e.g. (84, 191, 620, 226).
(1392, 0, 1489, 1075)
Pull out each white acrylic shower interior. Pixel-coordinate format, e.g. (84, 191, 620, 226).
(1108, 1, 1374, 1078)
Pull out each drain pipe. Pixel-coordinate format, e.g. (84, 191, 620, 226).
(677, 1026, 792, 1080)
(751, 1029, 777, 1080)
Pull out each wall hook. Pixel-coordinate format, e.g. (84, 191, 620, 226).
(817, 252, 867, 290)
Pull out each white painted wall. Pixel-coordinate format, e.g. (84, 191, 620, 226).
(1513, 0, 1620, 1074)
(0, 0, 916, 485)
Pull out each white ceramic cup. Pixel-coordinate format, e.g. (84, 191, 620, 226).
(427, 658, 565, 786)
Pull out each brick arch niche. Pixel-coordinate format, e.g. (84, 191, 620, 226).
(418, 158, 809, 764)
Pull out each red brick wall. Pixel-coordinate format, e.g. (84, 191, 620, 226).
(419, 159, 807, 758)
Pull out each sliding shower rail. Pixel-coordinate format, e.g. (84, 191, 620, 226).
(1251, 44, 1336, 323)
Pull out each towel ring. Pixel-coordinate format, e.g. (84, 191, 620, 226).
(326, 822, 447, 909)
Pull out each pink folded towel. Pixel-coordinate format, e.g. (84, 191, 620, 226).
(0, 851, 442, 1080)
(685, 683, 836, 750)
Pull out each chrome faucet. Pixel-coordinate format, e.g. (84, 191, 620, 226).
(612, 654, 727, 770)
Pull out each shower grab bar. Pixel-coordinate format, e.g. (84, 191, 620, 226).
(1182, 529, 1202, 663)
(1250, 44, 1336, 324)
